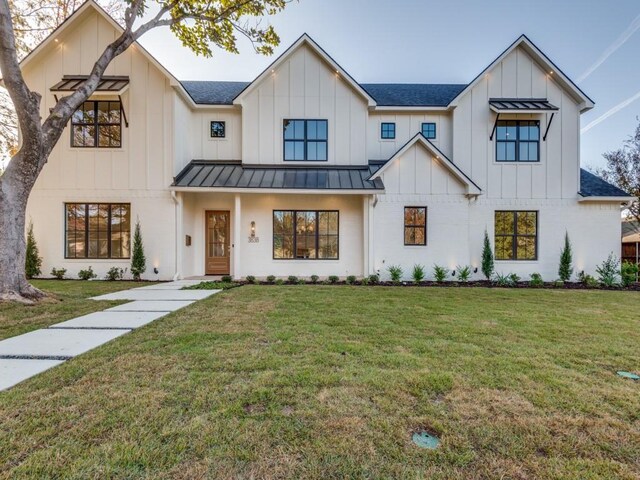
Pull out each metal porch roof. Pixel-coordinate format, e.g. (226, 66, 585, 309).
(489, 98, 559, 112)
(50, 75, 129, 92)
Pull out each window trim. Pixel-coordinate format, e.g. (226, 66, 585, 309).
(272, 209, 339, 260)
(64, 202, 131, 259)
(282, 119, 329, 162)
(381, 122, 396, 140)
(210, 120, 226, 138)
(494, 210, 538, 261)
(70, 100, 122, 149)
(421, 122, 436, 139)
(404, 206, 427, 246)
(495, 120, 540, 163)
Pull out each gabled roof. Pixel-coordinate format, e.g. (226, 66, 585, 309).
(181, 81, 249, 105)
(578, 169, 633, 201)
(369, 133, 482, 196)
(449, 35, 594, 113)
(360, 83, 467, 107)
(232, 33, 377, 107)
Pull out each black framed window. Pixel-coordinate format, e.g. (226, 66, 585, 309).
(65, 203, 130, 259)
(273, 210, 338, 259)
(283, 119, 327, 161)
(381, 122, 396, 139)
(495, 120, 539, 162)
(495, 211, 538, 260)
(210, 121, 226, 138)
(404, 207, 427, 245)
(71, 101, 121, 148)
(421, 122, 436, 139)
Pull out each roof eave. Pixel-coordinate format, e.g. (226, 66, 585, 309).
(577, 195, 635, 203)
(169, 186, 384, 195)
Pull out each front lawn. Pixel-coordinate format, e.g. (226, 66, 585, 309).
(0, 280, 153, 340)
(1, 286, 639, 479)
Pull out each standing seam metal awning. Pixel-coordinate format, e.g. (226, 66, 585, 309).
(172, 161, 385, 191)
(50, 75, 129, 93)
(489, 98, 559, 112)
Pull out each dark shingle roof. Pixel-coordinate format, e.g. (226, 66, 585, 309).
(181, 81, 249, 105)
(360, 83, 467, 107)
(173, 161, 385, 190)
(579, 169, 630, 197)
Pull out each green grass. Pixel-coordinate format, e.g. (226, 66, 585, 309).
(1, 286, 639, 479)
(0, 280, 153, 340)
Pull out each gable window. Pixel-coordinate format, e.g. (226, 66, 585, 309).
(381, 122, 396, 139)
(283, 119, 328, 161)
(495, 120, 539, 162)
(404, 207, 427, 245)
(421, 122, 436, 139)
(495, 211, 538, 260)
(273, 210, 338, 259)
(210, 121, 226, 138)
(71, 101, 121, 148)
(65, 203, 130, 259)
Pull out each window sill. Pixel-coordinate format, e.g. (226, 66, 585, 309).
(63, 258, 131, 262)
(68, 147, 125, 153)
(493, 161, 542, 166)
(495, 260, 538, 263)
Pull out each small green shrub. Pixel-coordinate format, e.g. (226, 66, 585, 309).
(360, 276, 370, 285)
(25, 222, 42, 279)
(275, 278, 285, 285)
(287, 275, 299, 284)
(183, 281, 238, 290)
(245, 275, 256, 284)
(494, 272, 518, 287)
(481, 229, 494, 280)
(412, 264, 426, 283)
(221, 275, 233, 283)
(596, 253, 620, 287)
(456, 265, 471, 283)
(105, 267, 125, 281)
(78, 266, 97, 281)
(529, 272, 544, 287)
(50, 267, 66, 280)
(432, 264, 447, 283)
(345, 275, 357, 285)
(553, 280, 565, 288)
(387, 265, 403, 283)
(509, 273, 520, 284)
(266, 275, 276, 284)
(558, 232, 574, 282)
(368, 274, 380, 284)
(328, 275, 339, 284)
(621, 261, 639, 287)
(310, 275, 319, 284)
(130, 220, 146, 281)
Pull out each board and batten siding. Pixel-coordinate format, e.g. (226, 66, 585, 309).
(237, 44, 369, 165)
(452, 46, 580, 200)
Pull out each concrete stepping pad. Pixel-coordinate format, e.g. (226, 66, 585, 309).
(0, 328, 128, 359)
(91, 289, 215, 301)
(105, 300, 194, 312)
(50, 311, 168, 330)
(0, 359, 65, 391)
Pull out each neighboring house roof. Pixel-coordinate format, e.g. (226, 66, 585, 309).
(181, 81, 249, 105)
(360, 84, 467, 107)
(172, 160, 385, 192)
(578, 169, 633, 200)
(622, 220, 640, 243)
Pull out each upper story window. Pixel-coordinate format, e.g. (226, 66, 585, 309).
(381, 122, 396, 139)
(210, 121, 226, 138)
(283, 119, 328, 161)
(404, 207, 427, 245)
(496, 120, 539, 162)
(71, 101, 121, 148)
(421, 122, 436, 139)
(65, 203, 130, 259)
(495, 210, 538, 261)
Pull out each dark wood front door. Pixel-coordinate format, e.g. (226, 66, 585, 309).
(205, 210, 230, 275)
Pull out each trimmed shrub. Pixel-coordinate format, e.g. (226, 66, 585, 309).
(432, 264, 447, 283)
(596, 253, 620, 287)
(361, 276, 370, 285)
(130, 220, 146, 281)
(481, 229, 494, 280)
(509, 273, 520, 284)
(621, 261, 639, 287)
(275, 278, 284, 285)
(328, 275, 339, 284)
(50, 267, 66, 280)
(346, 275, 357, 285)
(310, 275, 319, 284)
(412, 264, 426, 283)
(266, 275, 276, 284)
(25, 222, 42, 279)
(368, 274, 380, 284)
(78, 266, 97, 281)
(558, 232, 574, 282)
(529, 272, 544, 287)
(456, 265, 471, 283)
(105, 267, 125, 281)
(387, 265, 403, 283)
(221, 275, 233, 283)
(245, 275, 256, 284)
(287, 275, 299, 284)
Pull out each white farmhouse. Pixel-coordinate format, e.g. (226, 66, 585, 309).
(19, 1, 632, 281)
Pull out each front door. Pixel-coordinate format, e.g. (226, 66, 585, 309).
(205, 210, 230, 275)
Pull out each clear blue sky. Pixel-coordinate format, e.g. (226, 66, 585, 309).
(139, 0, 640, 170)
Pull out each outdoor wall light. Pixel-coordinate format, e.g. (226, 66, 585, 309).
(451, 270, 456, 277)
(153, 267, 159, 275)
(250, 221, 256, 238)
(473, 267, 478, 273)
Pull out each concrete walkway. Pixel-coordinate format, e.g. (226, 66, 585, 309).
(0, 280, 219, 391)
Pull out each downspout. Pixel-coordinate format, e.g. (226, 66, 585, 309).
(171, 191, 182, 281)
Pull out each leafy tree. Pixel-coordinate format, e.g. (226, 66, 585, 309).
(0, 0, 288, 301)
(481, 229, 494, 280)
(130, 220, 146, 281)
(594, 120, 640, 231)
(558, 232, 574, 282)
(24, 221, 41, 279)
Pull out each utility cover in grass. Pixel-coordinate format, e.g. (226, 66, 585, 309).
(617, 371, 640, 380)
(412, 431, 440, 449)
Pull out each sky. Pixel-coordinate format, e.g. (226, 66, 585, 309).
(136, 0, 640, 170)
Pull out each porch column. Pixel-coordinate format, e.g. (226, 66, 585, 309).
(234, 194, 242, 280)
(363, 194, 375, 277)
(172, 191, 183, 280)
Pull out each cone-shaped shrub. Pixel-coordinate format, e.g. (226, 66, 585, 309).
(130, 220, 146, 281)
(25, 221, 42, 279)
